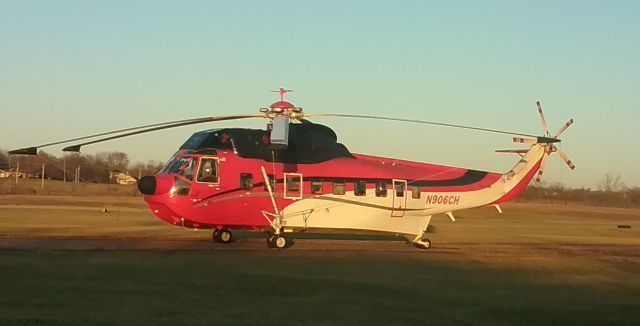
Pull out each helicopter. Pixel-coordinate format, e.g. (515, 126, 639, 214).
(9, 88, 575, 249)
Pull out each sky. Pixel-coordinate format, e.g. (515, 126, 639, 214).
(1, 0, 639, 188)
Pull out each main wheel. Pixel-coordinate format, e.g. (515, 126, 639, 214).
(414, 238, 432, 250)
(213, 229, 233, 243)
(274, 236, 287, 249)
(267, 235, 288, 249)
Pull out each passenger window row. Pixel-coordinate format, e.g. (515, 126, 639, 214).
(240, 174, 421, 198)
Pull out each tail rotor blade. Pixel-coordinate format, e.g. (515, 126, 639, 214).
(554, 118, 574, 138)
(495, 149, 529, 154)
(536, 100, 550, 136)
(555, 147, 576, 170)
(513, 137, 537, 144)
(535, 150, 550, 182)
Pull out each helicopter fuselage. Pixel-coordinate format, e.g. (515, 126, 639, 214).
(139, 124, 542, 237)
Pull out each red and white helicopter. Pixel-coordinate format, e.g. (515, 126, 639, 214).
(10, 88, 575, 249)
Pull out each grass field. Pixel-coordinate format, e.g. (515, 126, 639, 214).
(0, 178, 139, 196)
(1, 195, 639, 325)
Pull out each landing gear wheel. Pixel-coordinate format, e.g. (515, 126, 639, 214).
(213, 229, 233, 244)
(413, 238, 432, 250)
(274, 236, 287, 249)
(266, 234, 289, 249)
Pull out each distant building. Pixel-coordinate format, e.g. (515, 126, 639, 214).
(109, 171, 138, 185)
(0, 169, 29, 179)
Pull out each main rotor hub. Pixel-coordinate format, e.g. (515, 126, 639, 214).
(270, 100, 296, 110)
(259, 87, 304, 120)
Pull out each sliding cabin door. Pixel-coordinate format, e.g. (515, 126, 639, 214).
(391, 179, 407, 217)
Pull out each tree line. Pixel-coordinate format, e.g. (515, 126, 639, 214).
(1, 149, 638, 207)
(0, 149, 164, 184)
(520, 176, 640, 208)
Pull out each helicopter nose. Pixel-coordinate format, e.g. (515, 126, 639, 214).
(138, 176, 157, 195)
(138, 175, 174, 195)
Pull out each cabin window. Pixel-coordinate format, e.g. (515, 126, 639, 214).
(286, 175, 300, 191)
(332, 181, 345, 195)
(263, 174, 276, 191)
(411, 186, 421, 199)
(240, 173, 253, 190)
(375, 181, 387, 197)
(354, 180, 366, 196)
(396, 183, 405, 197)
(310, 178, 323, 194)
(197, 158, 219, 183)
(284, 173, 303, 199)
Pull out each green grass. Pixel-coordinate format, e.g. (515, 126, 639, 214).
(1, 250, 639, 326)
(1, 199, 638, 245)
(0, 178, 139, 196)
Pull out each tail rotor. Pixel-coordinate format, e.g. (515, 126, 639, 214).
(519, 101, 576, 182)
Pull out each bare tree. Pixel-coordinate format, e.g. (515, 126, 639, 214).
(95, 152, 130, 172)
(130, 160, 164, 178)
(598, 173, 626, 192)
(0, 149, 9, 170)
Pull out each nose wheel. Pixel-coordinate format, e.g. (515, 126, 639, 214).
(213, 229, 233, 244)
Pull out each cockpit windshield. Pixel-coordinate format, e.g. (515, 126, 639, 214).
(160, 155, 196, 180)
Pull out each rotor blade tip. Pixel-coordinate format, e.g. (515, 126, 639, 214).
(8, 147, 38, 155)
(62, 145, 82, 153)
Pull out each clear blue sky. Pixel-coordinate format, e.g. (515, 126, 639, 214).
(1, 0, 638, 188)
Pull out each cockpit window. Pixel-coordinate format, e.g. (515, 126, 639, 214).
(197, 158, 219, 183)
(181, 159, 196, 180)
(162, 157, 191, 175)
(159, 156, 197, 180)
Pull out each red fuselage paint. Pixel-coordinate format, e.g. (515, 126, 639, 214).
(143, 149, 503, 229)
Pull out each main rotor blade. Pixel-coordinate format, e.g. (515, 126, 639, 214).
(536, 100, 550, 136)
(307, 113, 538, 138)
(555, 147, 576, 170)
(61, 114, 265, 152)
(9, 117, 208, 155)
(554, 118, 574, 138)
(535, 150, 550, 182)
